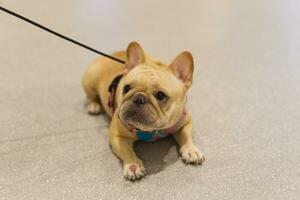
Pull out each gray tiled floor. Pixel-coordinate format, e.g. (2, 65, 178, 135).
(1, 1, 300, 199)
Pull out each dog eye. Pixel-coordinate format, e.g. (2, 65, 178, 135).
(155, 91, 167, 101)
(123, 84, 131, 94)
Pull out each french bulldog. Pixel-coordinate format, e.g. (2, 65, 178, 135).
(82, 42, 205, 180)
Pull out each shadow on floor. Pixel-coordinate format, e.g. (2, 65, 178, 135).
(134, 137, 179, 174)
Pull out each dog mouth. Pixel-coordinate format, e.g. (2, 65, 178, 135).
(119, 104, 156, 128)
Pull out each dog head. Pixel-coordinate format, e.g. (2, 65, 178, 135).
(117, 42, 194, 131)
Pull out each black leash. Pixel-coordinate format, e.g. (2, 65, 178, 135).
(0, 6, 125, 64)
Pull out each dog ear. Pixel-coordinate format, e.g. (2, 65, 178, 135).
(169, 51, 194, 88)
(125, 42, 145, 71)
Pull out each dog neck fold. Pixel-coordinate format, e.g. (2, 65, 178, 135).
(124, 110, 187, 142)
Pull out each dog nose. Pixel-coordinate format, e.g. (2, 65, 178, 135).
(133, 94, 148, 105)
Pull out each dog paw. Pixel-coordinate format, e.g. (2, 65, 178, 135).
(87, 102, 102, 115)
(180, 144, 205, 165)
(123, 162, 147, 181)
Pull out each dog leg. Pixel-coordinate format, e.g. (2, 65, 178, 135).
(110, 136, 146, 180)
(82, 73, 103, 115)
(173, 121, 205, 164)
(109, 135, 146, 180)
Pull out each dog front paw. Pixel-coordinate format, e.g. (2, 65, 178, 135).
(123, 162, 147, 181)
(180, 144, 205, 165)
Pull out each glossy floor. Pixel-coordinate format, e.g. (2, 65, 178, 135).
(0, 1, 299, 199)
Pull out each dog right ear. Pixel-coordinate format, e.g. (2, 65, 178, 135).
(169, 51, 194, 88)
(125, 42, 145, 71)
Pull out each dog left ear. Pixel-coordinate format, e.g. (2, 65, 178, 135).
(125, 41, 145, 72)
(169, 51, 194, 88)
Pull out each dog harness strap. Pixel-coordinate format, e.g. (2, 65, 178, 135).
(108, 74, 123, 113)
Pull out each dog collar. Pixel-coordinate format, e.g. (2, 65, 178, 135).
(125, 110, 187, 142)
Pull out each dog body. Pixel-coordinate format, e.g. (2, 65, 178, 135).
(82, 42, 205, 180)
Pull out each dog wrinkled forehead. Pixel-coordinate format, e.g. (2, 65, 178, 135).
(124, 64, 184, 93)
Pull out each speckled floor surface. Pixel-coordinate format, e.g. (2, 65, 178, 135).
(0, 1, 299, 199)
